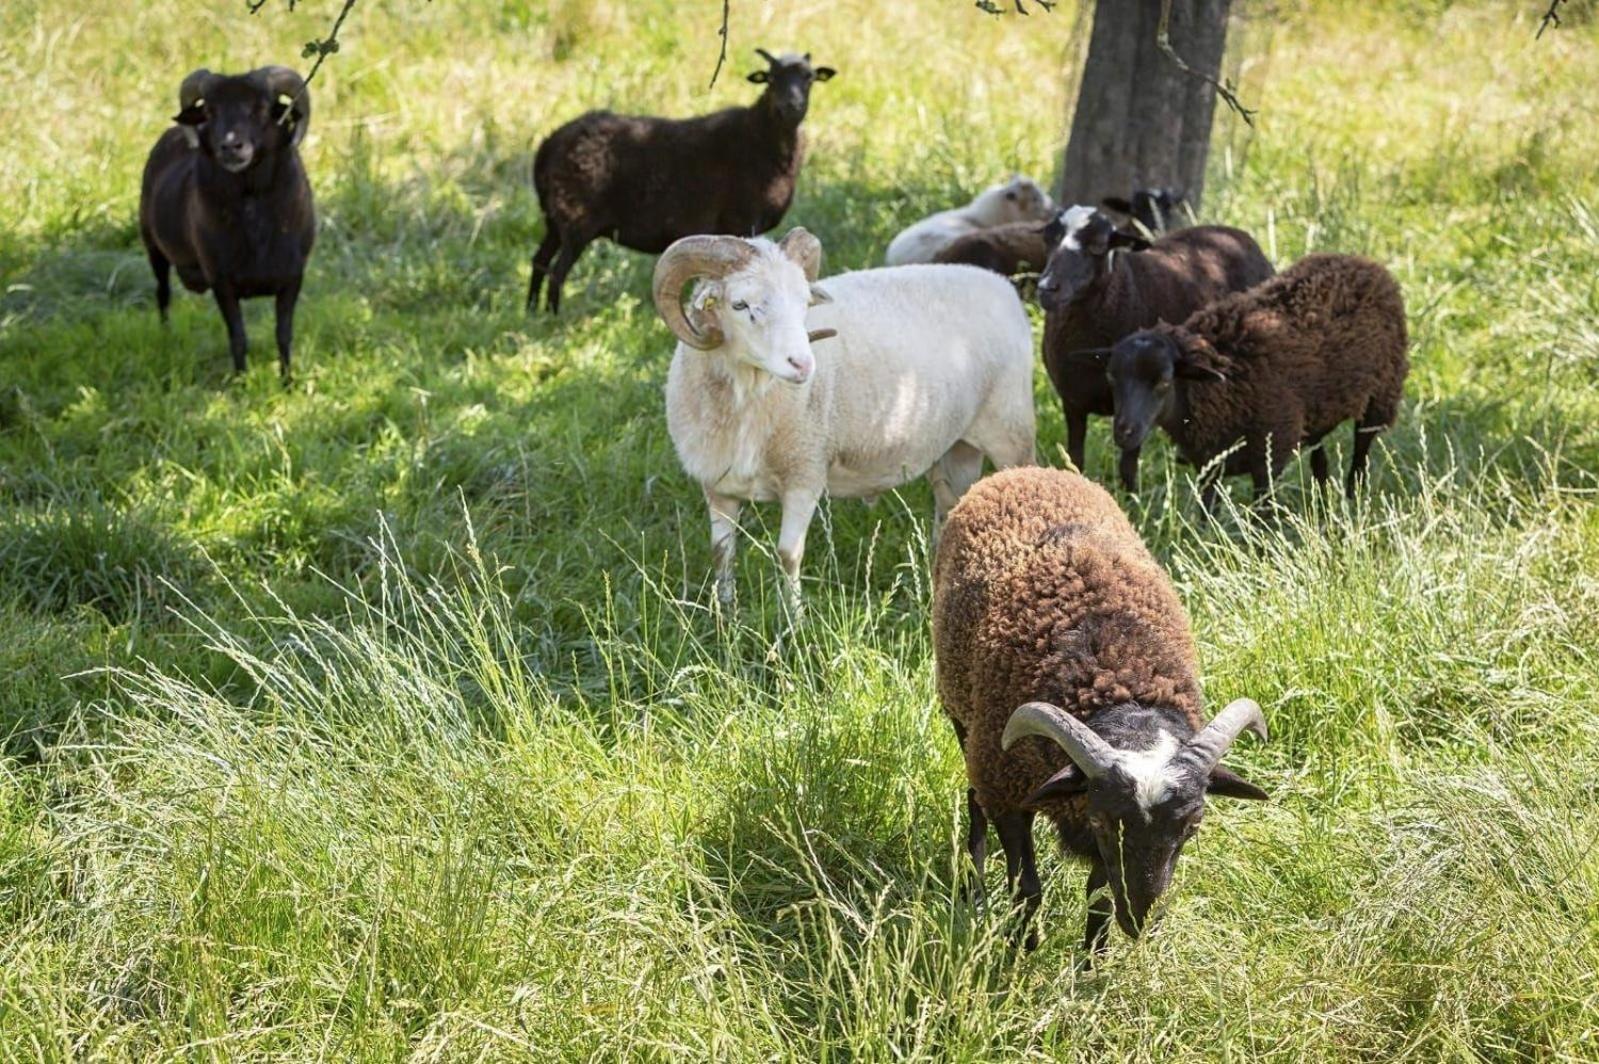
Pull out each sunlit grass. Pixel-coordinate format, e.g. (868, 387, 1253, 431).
(2, 0, 1598, 1058)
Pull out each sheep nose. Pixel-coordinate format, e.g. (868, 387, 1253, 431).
(786, 355, 813, 380)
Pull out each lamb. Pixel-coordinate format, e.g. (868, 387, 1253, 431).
(931, 221, 1051, 282)
(1036, 206, 1274, 493)
(139, 66, 315, 381)
(1100, 187, 1186, 236)
(527, 49, 835, 314)
(883, 176, 1054, 266)
(1072, 253, 1409, 504)
(654, 228, 1036, 607)
(932, 465, 1269, 958)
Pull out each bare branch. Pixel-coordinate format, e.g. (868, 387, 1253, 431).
(709, 0, 731, 87)
(975, 0, 1054, 15)
(1157, 0, 1256, 127)
(1537, 0, 1568, 39)
(247, 0, 363, 88)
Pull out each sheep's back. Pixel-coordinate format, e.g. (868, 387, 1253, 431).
(933, 468, 1204, 816)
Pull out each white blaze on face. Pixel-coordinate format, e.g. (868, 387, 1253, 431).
(1057, 205, 1097, 253)
(1115, 731, 1181, 820)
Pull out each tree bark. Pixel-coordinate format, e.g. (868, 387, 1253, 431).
(1059, 0, 1233, 213)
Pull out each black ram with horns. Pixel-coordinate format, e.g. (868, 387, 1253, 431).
(139, 65, 316, 382)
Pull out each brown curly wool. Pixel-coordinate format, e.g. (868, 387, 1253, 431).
(932, 466, 1203, 822)
(1157, 253, 1409, 482)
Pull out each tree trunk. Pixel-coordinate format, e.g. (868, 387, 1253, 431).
(1059, 0, 1232, 213)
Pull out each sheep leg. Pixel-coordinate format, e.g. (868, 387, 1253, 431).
(1310, 445, 1330, 486)
(930, 441, 985, 547)
(1347, 410, 1386, 498)
(994, 811, 1041, 950)
(526, 228, 561, 313)
(146, 243, 172, 325)
(1064, 408, 1088, 474)
(705, 485, 742, 614)
(273, 278, 301, 385)
(776, 488, 819, 611)
(1117, 446, 1141, 494)
(213, 281, 248, 375)
(544, 232, 593, 315)
(1081, 862, 1113, 964)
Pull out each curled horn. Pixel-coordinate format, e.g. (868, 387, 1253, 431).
(250, 66, 311, 146)
(652, 236, 756, 350)
(755, 47, 780, 65)
(1181, 698, 1268, 774)
(1002, 702, 1116, 779)
(177, 68, 219, 114)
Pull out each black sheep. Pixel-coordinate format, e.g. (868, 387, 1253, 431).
(1036, 206, 1273, 493)
(139, 66, 315, 382)
(1101, 187, 1186, 236)
(1075, 253, 1410, 504)
(526, 49, 835, 314)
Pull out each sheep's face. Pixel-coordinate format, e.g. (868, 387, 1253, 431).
(1078, 754, 1209, 938)
(176, 78, 297, 173)
(749, 51, 835, 126)
(1036, 206, 1151, 313)
(1100, 331, 1226, 451)
(692, 253, 816, 384)
(971, 177, 1055, 228)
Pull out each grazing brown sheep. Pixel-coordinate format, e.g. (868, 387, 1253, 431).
(1074, 253, 1409, 504)
(1036, 207, 1274, 493)
(933, 466, 1268, 958)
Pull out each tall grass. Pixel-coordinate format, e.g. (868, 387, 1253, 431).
(3, 0, 1599, 1058)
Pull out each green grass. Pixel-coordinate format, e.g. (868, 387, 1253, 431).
(4, 0, 1599, 1058)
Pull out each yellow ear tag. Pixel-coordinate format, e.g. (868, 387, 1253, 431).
(702, 295, 718, 310)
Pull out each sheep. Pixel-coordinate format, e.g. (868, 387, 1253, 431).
(932, 465, 1269, 958)
(526, 49, 835, 315)
(139, 66, 315, 382)
(931, 220, 1051, 282)
(654, 228, 1036, 608)
(1036, 205, 1274, 493)
(1100, 187, 1186, 236)
(884, 176, 1054, 266)
(1068, 253, 1409, 504)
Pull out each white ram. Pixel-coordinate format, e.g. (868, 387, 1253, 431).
(654, 228, 1036, 606)
(884, 176, 1054, 266)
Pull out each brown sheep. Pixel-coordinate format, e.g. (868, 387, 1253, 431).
(1037, 207, 1274, 494)
(931, 220, 1051, 280)
(1069, 253, 1409, 504)
(933, 466, 1268, 958)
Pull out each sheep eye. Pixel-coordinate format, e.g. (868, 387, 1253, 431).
(731, 300, 749, 312)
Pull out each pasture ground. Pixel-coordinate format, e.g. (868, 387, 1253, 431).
(3, 0, 1599, 1058)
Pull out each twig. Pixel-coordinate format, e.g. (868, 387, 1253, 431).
(1157, 0, 1256, 127)
(246, 0, 361, 88)
(709, 0, 731, 87)
(1537, 0, 1567, 39)
(975, 0, 1054, 14)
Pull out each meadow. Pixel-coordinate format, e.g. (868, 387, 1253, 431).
(3, 0, 1599, 1058)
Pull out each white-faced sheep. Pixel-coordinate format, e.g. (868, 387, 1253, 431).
(1069, 253, 1409, 504)
(884, 176, 1054, 266)
(139, 66, 314, 381)
(527, 49, 835, 314)
(933, 465, 1269, 958)
(654, 229, 1036, 607)
(1037, 206, 1274, 493)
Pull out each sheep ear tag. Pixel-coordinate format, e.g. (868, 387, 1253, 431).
(1023, 763, 1089, 808)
